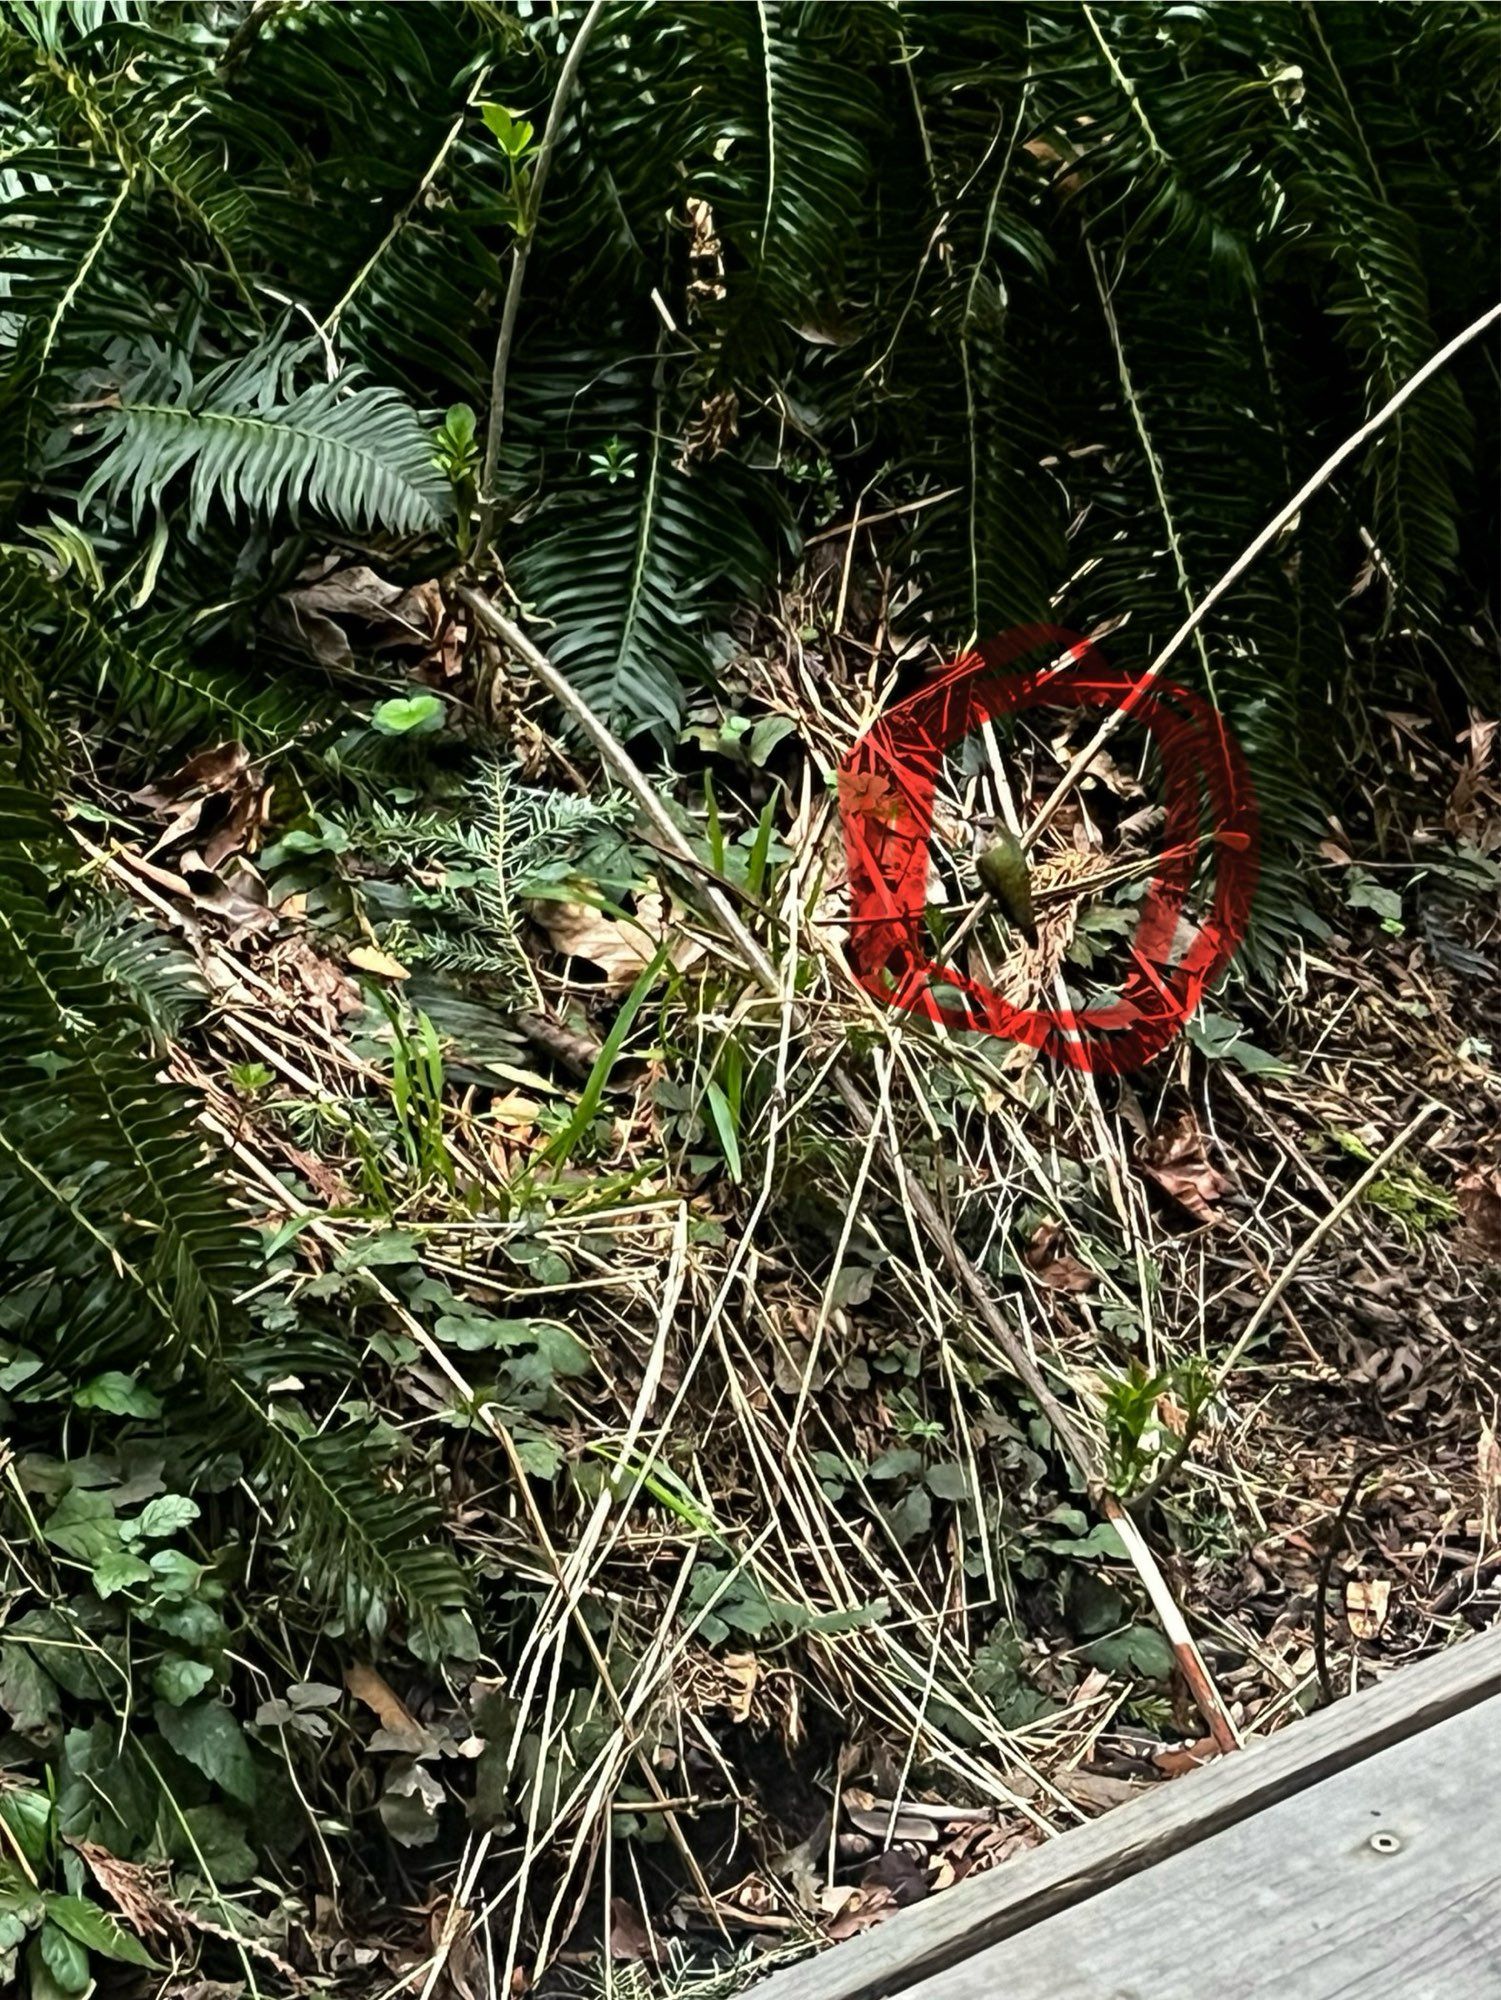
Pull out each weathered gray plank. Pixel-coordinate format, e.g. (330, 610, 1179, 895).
(752, 1626, 1501, 2000)
(904, 1694, 1501, 1999)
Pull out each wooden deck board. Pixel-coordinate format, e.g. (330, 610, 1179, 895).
(752, 1626, 1501, 2000)
(906, 1695, 1501, 1999)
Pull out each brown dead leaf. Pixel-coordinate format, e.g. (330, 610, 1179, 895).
(1345, 1577, 1391, 1640)
(267, 565, 407, 673)
(719, 1652, 760, 1725)
(1447, 710, 1499, 843)
(136, 741, 266, 873)
(179, 853, 275, 940)
(535, 889, 701, 989)
(134, 740, 249, 810)
(939, 1822, 1036, 1883)
(200, 782, 264, 870)
(269, 565, 452, 677)
(345, 1663, 427, 1754)
(347, 943, 411, 981)
(823, 1883, 898, 1942)
(289, 564, 406, 624)
(1024, 1218, 1095, 1292)
(1155, 1391, 1190, 1437)
(1136, 1109, 1230, 1224)
(271, 936, 362, 1024)
(608, 1899, 656, 1964)
(1456, 1167, 1501, 1264)
(279, 1141, 352, 1208)
(71, 1838, 177, 1941)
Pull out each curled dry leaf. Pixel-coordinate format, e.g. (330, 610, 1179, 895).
(345, 1662, 428, 1755)
(1025, 1217, 1095, 1292)
(1136, 1109, 1230, 1224)
(137, 740, 267, 872)
(134, 739, 249, 810)
(608, 1899, 657, 1964)
(271, 935, 362, 1025)
(72, 1837, 177, 1941)
(719, 1651, 760, 1725)
(823, 1882, 898, 1942)
(1446, 710, 1499, 844)
(269, 564, 453, 677)
(178, 852, 275, 940)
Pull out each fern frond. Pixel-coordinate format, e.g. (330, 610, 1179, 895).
(508, 357, 772, 736)
(697, 0, 884, 364)
(253, 1408, 469, 1645)
(0, 787, 466, 1638)
(1263, 3, 1472, 609)
(81, 339, 451, 538)
(0, 796, 251, 1373)
(0, 552, 321, 749)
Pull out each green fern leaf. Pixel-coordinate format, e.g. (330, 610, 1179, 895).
(82, 341, 450, 538)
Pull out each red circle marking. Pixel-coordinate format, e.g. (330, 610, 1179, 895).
(837, 626, 1259, 1075)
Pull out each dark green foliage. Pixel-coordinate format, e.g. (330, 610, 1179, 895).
(1, 0, 1494, 768)
(0, 786, 466, 1644)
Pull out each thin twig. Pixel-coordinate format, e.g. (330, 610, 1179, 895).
(1131, 1099, 1444, 1512)
(473, 0, 608, 570)
(1213, 1099, 1443, 1385)
(1024, 300, 1501, 847)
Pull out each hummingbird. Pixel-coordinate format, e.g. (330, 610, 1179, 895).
(976, 828, 1038, 947)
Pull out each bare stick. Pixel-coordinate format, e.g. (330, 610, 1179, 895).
(1025, 300, 1501, 847)
(456, 583, 1240, 1753)
(473, 0, 608, 570)
(1106, 1498, 1240, 1752)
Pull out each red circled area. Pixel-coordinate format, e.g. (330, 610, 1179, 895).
(837, 627, 1259, 1075)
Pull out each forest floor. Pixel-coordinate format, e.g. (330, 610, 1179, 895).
(72, 580, 1500, 2000)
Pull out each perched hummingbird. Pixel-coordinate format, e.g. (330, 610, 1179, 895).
(976, 829, 1038, 947)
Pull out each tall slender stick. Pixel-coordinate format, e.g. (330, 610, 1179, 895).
(1024, 299, 1501, 847)
(473, 0, 608, 571)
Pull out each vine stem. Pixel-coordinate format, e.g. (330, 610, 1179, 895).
(457, 582, 1241, 1755)
(1024, 298, 1501, 848)
(473, 0, 608, 571)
